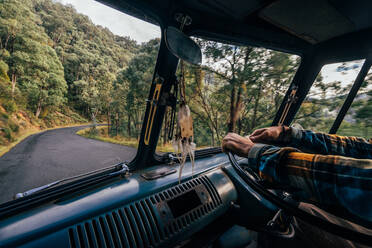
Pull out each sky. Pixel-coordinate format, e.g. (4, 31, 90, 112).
(55, 0, 160, 43)
(321, 60, 364, 85)
(55, 0, 365, 87)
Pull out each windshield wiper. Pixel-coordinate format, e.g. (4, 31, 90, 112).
(0, 162, 129, 219)
(14, 162, 129, 199)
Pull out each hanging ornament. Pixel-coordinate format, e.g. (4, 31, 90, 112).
(172, 60, 196, 183)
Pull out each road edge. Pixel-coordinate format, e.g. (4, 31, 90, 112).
(0, 123, 92, 158)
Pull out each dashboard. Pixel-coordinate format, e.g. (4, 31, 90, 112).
(0, 154, 239, 248)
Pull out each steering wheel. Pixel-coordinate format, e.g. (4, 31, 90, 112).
(227, 151, 372, 245)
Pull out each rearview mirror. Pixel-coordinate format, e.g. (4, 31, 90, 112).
(165, 26, 202, 65)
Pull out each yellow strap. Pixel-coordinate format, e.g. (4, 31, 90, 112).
(144, 83, 162, 145)
(278, 86, 297, 126)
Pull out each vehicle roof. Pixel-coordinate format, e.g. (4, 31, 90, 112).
(98, 0, 372, 60)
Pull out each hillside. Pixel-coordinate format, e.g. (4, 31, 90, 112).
(0, 0, 154, 148)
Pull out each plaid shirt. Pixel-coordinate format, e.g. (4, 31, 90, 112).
(248, 128, 372, 226)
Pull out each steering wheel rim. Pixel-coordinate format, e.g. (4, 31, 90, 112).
(227, 152, 372, 245)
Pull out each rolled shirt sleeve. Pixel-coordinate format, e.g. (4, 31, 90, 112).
(248, 143, 372, 226)
(287, 128, 372, 159)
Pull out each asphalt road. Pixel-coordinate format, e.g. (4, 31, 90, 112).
(0, 125, 137, 204)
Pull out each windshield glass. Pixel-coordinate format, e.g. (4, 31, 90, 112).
(0, 0, 160, 204)
(156, 39, 300, 153)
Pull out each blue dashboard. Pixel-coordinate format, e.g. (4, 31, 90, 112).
(0, 154, 244, 248)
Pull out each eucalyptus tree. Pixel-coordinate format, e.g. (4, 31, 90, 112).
(197, 40, 271, 133)
(115, 39, 160, 137)
(0, 0, 67, 116)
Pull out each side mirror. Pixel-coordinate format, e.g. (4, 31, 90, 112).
(165, 26, 202, 65)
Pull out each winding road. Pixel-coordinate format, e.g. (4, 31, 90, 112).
(0, 125, 137, 204)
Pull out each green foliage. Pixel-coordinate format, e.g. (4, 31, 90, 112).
(0, 0, 68, 118)
(0, 0, 142, 128)
(0, 111, 9, 120)
(2, 127, 12, 141)
(87, 127, 99, 136)
(33, 0, 137, 117)
(2, 99, 17, 113)
(0, 60, 9, 80)
(112, 39, 160, 138)
(355, 91, 372, 126)
(8, 120, 19, 132)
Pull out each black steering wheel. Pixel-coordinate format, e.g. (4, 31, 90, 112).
(227, 151, 372, 245)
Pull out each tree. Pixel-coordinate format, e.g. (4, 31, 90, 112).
(0, 0, 68, 116)
(115, 39, 160, 137)
(34, 0, 137, 118)
(199, 40, 284, 133)
(355, 91, 372, 137)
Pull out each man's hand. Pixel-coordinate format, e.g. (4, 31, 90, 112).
(222, 133, 254, 157)
(249, 126, 290, 144)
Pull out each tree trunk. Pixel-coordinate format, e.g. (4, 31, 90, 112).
(127, 115, 131, 137)
(3, 34, 10, 51)
(238, 118, 242, 135)
(107, 109, 110, 135)
(228, 47, 241, 133)
(116, 118, 118, 136)
(211, 128, 215, 147)
(35, 100, 42, 119)
(251, 84, 262, 130)
(228, 85, 243, 133)
(228, 85, 236, 132)
(91, 111, 97, 129)
(234, 85, 243, 130)
(11, 73, 16, 98)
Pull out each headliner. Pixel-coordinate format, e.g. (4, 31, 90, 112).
(97, 0, 372, 60)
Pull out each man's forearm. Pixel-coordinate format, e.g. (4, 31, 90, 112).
(287, 128, 372, 159)
(249, 144, 372, 224)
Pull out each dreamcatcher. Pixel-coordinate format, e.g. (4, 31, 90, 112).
(171, 60, 196, 183)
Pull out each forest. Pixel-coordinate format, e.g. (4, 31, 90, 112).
(0, 0, 371, 150)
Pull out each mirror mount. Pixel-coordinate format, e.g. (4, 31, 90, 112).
(175, 13, 192, 30)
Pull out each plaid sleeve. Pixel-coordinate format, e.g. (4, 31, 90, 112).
(250, 145, 372, 225)
(288, 128, 372, 159)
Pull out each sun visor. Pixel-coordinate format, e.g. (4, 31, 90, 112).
(259, 0, 355, 44)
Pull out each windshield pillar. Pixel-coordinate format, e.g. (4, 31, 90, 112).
(129, 30, 179, 170)
(272, 55, 322, 126)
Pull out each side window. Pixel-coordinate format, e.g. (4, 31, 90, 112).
(337, 67, 372, 138)
(293, 60, 365, 133)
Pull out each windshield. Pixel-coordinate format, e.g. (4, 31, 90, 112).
(156, 39, 300, 152)
(0, 0, 160, 204)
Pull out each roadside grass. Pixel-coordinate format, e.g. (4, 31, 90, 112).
(0, 123, 91, 158)
(77, 126, 175, 153)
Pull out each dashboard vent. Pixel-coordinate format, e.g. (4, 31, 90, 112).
(68, 199, 162, 248)
(68, 175, 222, 248)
